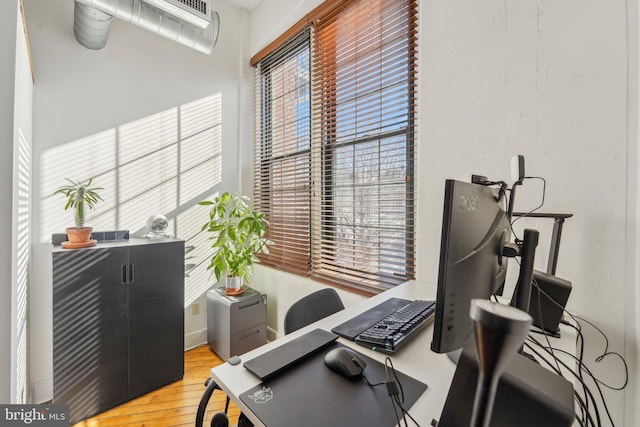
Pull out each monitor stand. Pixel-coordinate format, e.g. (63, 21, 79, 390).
(509, 229, 539, 315)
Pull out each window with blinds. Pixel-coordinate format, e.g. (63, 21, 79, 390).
(254, 0, 417, 295)
(254, 33, 312, 275)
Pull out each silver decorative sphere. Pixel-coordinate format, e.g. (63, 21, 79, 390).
(146, 214, 169, 237)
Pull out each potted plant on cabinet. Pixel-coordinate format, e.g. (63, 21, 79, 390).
(199, 192, 271, 296)
(54, 177, 104, 247)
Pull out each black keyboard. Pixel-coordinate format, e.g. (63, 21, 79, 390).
(332, 297, 414, 340)
(354, 300, 436, 353)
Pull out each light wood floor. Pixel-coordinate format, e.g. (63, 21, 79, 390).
(73, 345, 240, 427)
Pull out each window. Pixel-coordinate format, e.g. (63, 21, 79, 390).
(254, 32, 312, 276)
(254, 0, 417, 295)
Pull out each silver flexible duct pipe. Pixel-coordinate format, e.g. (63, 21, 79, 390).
(73, 0, 219, 54)
(74, 2, 113, 50)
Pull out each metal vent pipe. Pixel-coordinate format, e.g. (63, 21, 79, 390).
(73, 0, 219, 54)
(74, 1, 113, 50)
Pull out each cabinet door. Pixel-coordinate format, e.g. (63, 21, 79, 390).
(52, 246, 129, 424)
(128, 240, 185, 398)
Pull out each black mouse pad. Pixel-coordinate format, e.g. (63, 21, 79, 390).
(239, 342, 428, 427)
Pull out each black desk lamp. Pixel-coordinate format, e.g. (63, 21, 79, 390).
(469, 299, 532, 427)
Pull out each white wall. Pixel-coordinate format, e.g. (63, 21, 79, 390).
(13, 0, 34, 405)
(0, 0, 19, 405)
(23, 0, 247, 403)
(626, 1, 639, 425)
(249, 0, 637, 425)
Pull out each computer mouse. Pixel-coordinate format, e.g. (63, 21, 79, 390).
(324, 347, 367, 378)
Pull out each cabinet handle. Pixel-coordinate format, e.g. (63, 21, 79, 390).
(122, 265, 127, 284)
(129, 264, 135, 284)
(238, 329, 260, 341)
(239, 300, 259, 310)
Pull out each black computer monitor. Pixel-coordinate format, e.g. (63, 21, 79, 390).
(431, 179, 511, 354)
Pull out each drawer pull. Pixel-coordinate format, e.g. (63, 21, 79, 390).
(238, 329, 261, 341)
(239, 300, 259, 310)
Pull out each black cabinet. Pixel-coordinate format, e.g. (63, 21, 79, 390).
(52, 238, 184, 424)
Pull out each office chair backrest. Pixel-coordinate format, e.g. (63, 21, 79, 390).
(284, 288, 345, 335)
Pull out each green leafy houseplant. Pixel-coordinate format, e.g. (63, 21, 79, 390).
(199, 192, 271, 288)
(54, 177, 104, 243)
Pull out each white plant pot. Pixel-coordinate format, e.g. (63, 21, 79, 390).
(226, 276, 243, 291)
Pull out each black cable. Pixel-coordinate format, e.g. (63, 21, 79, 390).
(363, 358, 417, 427)
(530, 286, 593, 420)
(389, 392, 402, 427)
(510, 264, 623, 426)
(387, 358, 405, 404)
(562, 320, 590, 423)
(534, 285, 630, 392)
(533, 340, 615, 427)
(523, 339, 560, 374)
(572, 389, 595, 427)
(527, 328, 624, 427)
(384, 358, 405, 427)
(527, 329, 597, 425)
(486, 238, 625, 427)
(510, 176, 546, 230)
(479, 180, 509, 204)
(530, 282, 628, 385)
(561, 320, 629, 392)
(393, 394, 421, 427)
(362, 372, 386, 387)
(538, 314, 624, 427)
(524, 339, 601, 426)
(573, 315, 629, 391)
(543, 346, 619, 427)
(496, 260, 626, 427)
(383, 357, 421, 427)
(531, 277, 561, 372)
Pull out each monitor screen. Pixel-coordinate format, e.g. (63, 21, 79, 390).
(431, 179, 511, 354)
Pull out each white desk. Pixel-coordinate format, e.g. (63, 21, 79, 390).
(210, 280, 575, 427)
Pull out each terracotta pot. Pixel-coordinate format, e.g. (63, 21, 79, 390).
(66, 227, 93, 243)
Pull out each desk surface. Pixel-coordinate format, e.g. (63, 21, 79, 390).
(210, 280, 575, 427)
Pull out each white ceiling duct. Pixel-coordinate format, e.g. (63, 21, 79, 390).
(73, 0, 220, 54)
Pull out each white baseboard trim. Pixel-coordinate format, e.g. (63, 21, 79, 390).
(185, 327, 208, 351)
(267, 326, 280, 342)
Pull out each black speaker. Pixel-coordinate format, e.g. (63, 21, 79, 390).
(528, 270, 572, 335)
(438, 342, 575, 427)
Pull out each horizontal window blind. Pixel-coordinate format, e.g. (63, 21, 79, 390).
(254, 32, 312, 275)
(254, 0, 417, 295)
(311, 0, 417, 294)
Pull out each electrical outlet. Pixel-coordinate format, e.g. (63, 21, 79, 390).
(191, 303, 200, 316)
